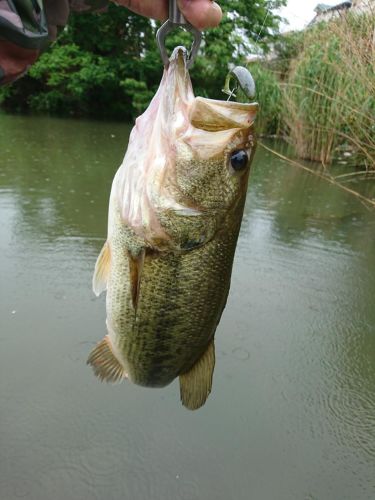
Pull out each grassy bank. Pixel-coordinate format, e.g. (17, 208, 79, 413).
(252, 12, 375, 169)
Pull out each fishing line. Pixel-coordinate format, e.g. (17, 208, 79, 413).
(255, 9, 270, 44)
(222, 5, 271, 100)
(259, 142, 375, 210)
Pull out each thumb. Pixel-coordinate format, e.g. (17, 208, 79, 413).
(177, 0, 222, 30)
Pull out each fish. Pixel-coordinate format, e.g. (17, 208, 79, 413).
(87, 47, 258, 410)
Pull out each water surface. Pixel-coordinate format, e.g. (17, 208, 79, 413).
(1, 113, 375, 500)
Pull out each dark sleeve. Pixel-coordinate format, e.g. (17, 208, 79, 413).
(0, 0, 109, 85)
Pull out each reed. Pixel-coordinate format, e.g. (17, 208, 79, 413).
(244, 63, 283, 137)
(282, 12, 375, 169)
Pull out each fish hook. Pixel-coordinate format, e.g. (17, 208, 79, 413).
(222, 66, 256, 102)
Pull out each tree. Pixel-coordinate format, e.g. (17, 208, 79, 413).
(0, 0, 286, 119)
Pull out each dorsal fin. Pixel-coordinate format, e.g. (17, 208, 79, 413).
(127, 249, 145, 310)
(87, 335, 126, 383)
(93, 241, 111, 297)
(179, 340, 216, 411)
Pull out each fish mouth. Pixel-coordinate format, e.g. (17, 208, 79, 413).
(189, 97, 258, 133)
(170, 46, 189, 64)
(163, 46, 193, 116)
(167, 46, 258, 132)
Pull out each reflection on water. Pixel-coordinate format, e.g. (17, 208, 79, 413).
(1, 113, 375, 499)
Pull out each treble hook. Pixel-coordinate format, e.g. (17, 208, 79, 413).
(156, 0, 202, 69)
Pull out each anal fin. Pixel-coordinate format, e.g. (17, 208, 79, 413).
(87, 335, 126, 383)
(93, 241, 111, 297)
(179, 340, 215, 411)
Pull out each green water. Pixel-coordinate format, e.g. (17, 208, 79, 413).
(1, 113, 375, 500)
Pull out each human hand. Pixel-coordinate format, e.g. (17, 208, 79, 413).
(115, 0, 222, 30)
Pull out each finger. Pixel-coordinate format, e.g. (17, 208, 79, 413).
(114, 0, 168, 21)
(177, 0, 222, 30)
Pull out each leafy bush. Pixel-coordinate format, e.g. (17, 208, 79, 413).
(269, 31, 304, 79)
(0, 1, 286, 119)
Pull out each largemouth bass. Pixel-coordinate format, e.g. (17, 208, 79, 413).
(88, 48, 258, 410)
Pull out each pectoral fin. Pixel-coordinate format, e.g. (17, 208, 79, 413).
(87, 335, 126, 383)
(179, 340, 215, 411)
(93, 241, 111, 297)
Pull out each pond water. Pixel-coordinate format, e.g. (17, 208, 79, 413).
(1, 113, 375, 500)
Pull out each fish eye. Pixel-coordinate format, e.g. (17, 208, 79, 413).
(230, 150, 249, 172)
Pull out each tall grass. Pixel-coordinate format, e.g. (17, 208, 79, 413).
(244, 63, 283, 137)
(282, 12, 375, 168)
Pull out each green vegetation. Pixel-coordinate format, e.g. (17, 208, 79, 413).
(0, 0, 285, 120)
(248, 13, 374, 169)
(282, 13, 375, 169)
(246, 63, 282, 136)
(1, 3, 373, 169)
